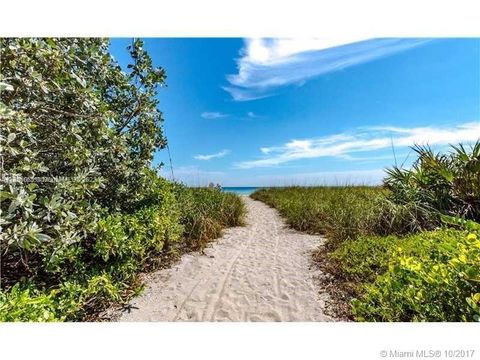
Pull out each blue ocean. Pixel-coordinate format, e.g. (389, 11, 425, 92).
(222, 187, 260, 195)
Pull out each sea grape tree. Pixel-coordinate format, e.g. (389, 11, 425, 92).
(0, 38, 167, 281)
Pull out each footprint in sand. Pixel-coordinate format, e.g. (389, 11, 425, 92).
(116, 197, 334, 322)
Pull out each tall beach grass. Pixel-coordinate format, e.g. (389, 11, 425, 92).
(251, 142, 480, 321)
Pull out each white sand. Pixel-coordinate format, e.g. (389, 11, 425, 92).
(117, 197, 333, 321)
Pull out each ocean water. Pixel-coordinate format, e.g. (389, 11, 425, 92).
(222, 187, 259, 195)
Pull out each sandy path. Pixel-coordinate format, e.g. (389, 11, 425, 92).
(117, 197, 332, 321)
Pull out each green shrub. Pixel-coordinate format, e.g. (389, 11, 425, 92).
(330, 235, 403, 285)
(1, 37, 168, 284)
(352, 229, 480, 322)
(0, 280, 87, 322)
(384, 142, 480, 227)
(0, 283, 65, 322)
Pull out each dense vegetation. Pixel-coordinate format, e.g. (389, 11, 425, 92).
(251, 186, 385, 249)
(251, 143, 480, 321)
(0, 38, 244, 321)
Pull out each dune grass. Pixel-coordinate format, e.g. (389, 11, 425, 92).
(175, 186, 246, 250)
(251, 186, 385, 249)
(251, 142, 480, 321)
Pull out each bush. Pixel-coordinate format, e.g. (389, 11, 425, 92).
(1, 37, 168, 284)
(0, 283, 73, 322)
(329, 235, 403, 285)
(352, 229, 480, 322)
(384, 142, 480, 227)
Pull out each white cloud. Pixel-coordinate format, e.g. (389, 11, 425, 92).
(235, 121, 480, 169)
(339, 152, 410, 163)
(201, 111, 229, 119)
(225, 38, 432, 101)
(194, 149, 231, 161)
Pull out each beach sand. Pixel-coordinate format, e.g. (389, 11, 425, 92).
(117, 196, 333, 321)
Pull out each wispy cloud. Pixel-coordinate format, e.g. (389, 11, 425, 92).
(194, 149, 231, 161)
(235, 121, 480, 169)
(224, 38, 432, 101)
(338, 152, 411, 163)
(201, 111, 229, 119)
(246, 111, 262, 118)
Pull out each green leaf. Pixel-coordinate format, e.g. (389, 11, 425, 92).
(71, 71, 86, 88)
(7, 133, 16, 143)
(0, 82, 14, 91)
(36, 233, 52, 242)
(0, 191, 13, 201)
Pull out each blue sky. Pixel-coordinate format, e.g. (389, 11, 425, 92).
(110, 38, 480, 186)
